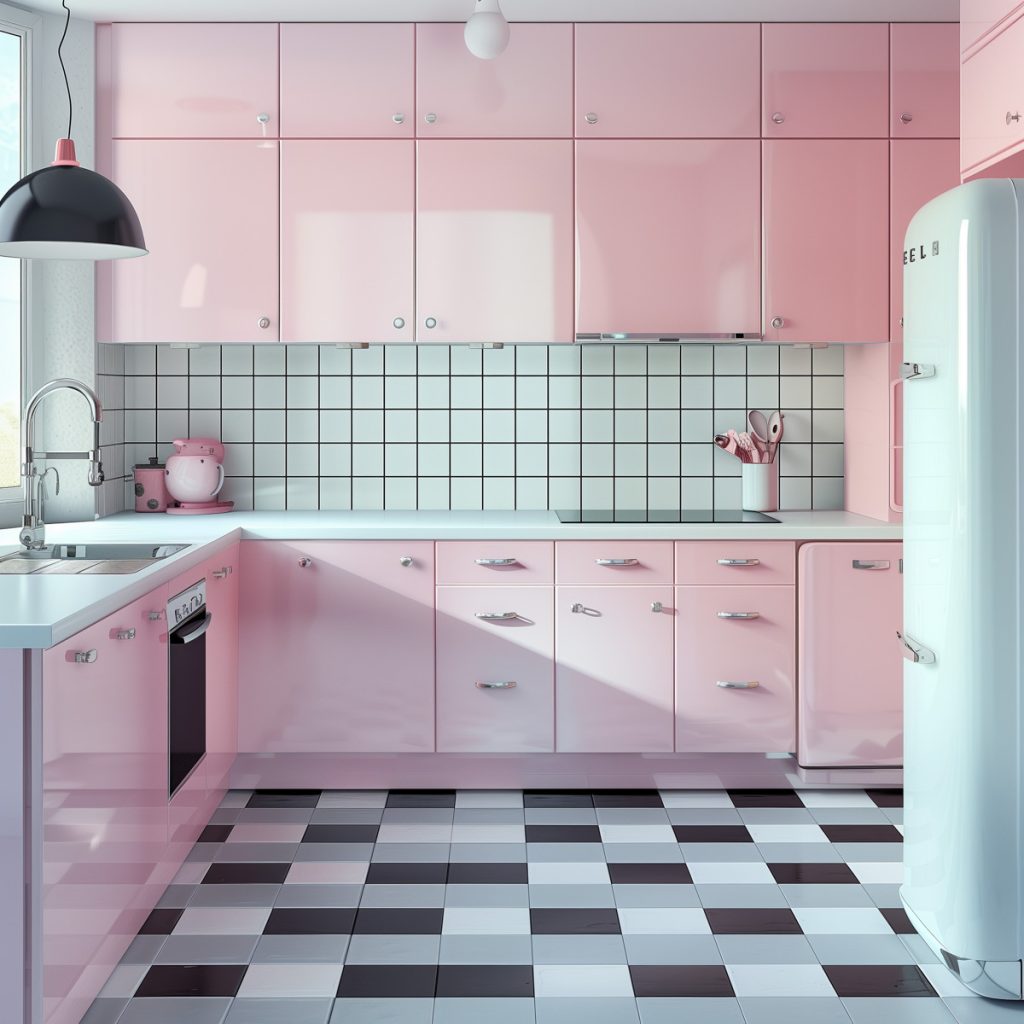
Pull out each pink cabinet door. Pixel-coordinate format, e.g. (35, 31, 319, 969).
(202, 544, 240, 796)
(416, 140, 574, 343)
(416, 24, 572, 138)
(798, 543, 903, 767)
(762, 23, 889, 138)
(280, 24, 414, 138)
(555, 586, 675, 752)
(103, 140, 278, 343)
(575, 140, 761, 337)
(574, 24, 760, 138)
(238, 541, 435, 752)
(436, 586, 554, 752)
(763, 140, 889, 343)
(105, 23, 278, 138)
(42, 590, 168, 1024)
(890, 24, 960, 139)
(676, 585, 796, 753)
(281, 141, 414, 343)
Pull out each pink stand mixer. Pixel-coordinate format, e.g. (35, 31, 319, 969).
(164, 438, 234, 515)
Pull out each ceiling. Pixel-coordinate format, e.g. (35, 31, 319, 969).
(16, 0, 959, 22)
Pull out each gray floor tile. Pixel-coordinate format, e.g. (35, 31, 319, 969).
(596, 810, 670, 825)
(80, 999, 129, 1024)
(156, 885, 196, 908)
(863, 883, 904, 908)
(317, 791, 387, 809)
(448, 844, 527, 863)
(370, 843, 451, 862)
(444, 884, 529, 908)
(453, 809, 525, 824)
(832, 844, 904, 862)
(439, 935, 534, 964)
(214, 843, 299, 863)
(296, 844, 375, 862)
(680, 844, 763, 863)
(738, 809, 816, 824)
(235, 808, 315, 823)
(529, 884, 616, 908)
(697, 884, 789, 908)
(526, 809, 599, 825)
(118, 997, 232, 1024)
(604, 844, 685, 864)
(527, 844, 606, 862)
(781, 884, 875, 908)
(754, 843, 843, 863)
(344, 934, 440, 964)
(883, 809, 904, 825)
(623, 935, 722, 965)
(714, 934, 817, 965)
(612, 884, 700, 908)
(208, 809, 242, 824)
(188, 884, 281, 908)
(119, 935, 167, 964)
(535, 996, 640, 1024)
(666, 810, 744, 825)
(251, 935, 350, 964)
(433, 998, 536, 1024)
(638, 997, 744, 1024)
(808, 934, 917, 965)
(328, 998, 433, 1024)
(942, 998, 1024, 1023)
(360, 884, 445, 908)
(310, 809, 383, 824)
(740, 996, 853, 1024)
(381, 808, 455, 823)
(900, 935, 941, 965)
(842, 998, 957, 1024)
(225, 998, 333, 1024)
(155, 935, 259, 964)
(531, 935, 628, 964)
(808, 809, 892, 825)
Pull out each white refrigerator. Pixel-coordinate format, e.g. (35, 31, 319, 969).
(901, 177, 1024, 999)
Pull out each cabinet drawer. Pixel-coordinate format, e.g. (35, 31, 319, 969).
(436, 586, 554, 753)
(556, 541, 674, 585)
(436, 541, 554, 585)
(675, 541, 795, 586)
(676, 585, 796, 753)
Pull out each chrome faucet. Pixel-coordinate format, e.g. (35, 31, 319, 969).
(20, 378, 104, 550)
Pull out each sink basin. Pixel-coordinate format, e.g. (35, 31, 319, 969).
(0, 543, 189, 575)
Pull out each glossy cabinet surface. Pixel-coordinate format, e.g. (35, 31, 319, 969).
(104, 23, 279, 138)
(574, 23, 760, 138)
(280, 23, 414, 138)
(763, 139, 889, 343)
(575, 140, 761, 337)
(436, 540, 554, 586)
(960, 0, 1024, 53)
(556, 540, 674, 585)
(555, 585, 674, 752)
(675, 541, 796, 586)
(416, 140, 574, 343)
(281, 141, 415, 343)
(676, 584, 796, 753)
(416, 23, 572, 138)
(890, 23, 960, 138)
(798, 543, 903, 766)
(238, 541, 436, 752)
(104, 140, 279, 343)
(762, 23, 889, 138)
(436, 586, 554, 752)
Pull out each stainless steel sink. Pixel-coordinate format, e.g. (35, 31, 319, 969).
(0, 543, 189, 574)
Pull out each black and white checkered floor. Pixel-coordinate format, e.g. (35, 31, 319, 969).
(84, 787, 1015, 1024)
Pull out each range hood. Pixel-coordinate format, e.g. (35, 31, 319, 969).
(575, 332, 763, 344)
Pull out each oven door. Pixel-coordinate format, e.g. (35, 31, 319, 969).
(168, 608, 211, 798)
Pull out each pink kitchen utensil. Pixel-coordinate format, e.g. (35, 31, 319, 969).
(714, 433, 739, 457)
(737, 432, 760, 464)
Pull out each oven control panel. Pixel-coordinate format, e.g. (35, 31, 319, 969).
(168, 579, 206, 626)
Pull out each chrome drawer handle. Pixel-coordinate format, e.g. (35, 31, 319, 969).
(717, 680, 759, 689)
(717, 558, 760, 566)
(475, 611, 519, 621)
(72, 649, 97, 664)
(113, 628, 136, 641)
(717, 611, 760, 620)
(853, 559, 890, 570)
(595, 558, 639, 566)
(475, 558, 518, 566)
(898, 630, 936, 665)
(147, 610, 164, 621)
(212, 566, 232, 579)
(475, 681, 517, 690)
(900, 361, 935, 381)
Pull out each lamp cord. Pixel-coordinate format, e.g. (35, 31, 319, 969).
(58, 0, 72, 140)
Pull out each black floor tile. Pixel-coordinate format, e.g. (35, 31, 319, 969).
(262, 908, 356, 935)
(385, 790, 456, 808)
(728, 789, 804, 808)
(353, 909, 445, 935)
(201, 862, 291, 885)
(136, 965, 246, 998)
(301, 824, 379, 844)
(705, 908, 801, 934)
(446, 862, 529, 885)
(768, 862, 859, 885)
(819, 824, 903, 844)
(436, 965, 535, 997)
(672, 825, 753, 843)
(824, 965, 935, 997)
(607, 863, 693, 884)
(525, 824, 603, 844)
(592, 790, 664, 808)
(196, 825, 234, 844)
(880, 908, 916, 934)
(530, 908, 621, 934)
(523, 791, 594, 808)
(138, 908, 183, 935)
(629, 965, 735, 997)
(337, 965, 438, 998)
(247, 790, 322, 809)
(365, 862, 449, 885)
(865, 789, 903, 808)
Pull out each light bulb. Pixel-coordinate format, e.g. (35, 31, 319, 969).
(464, 0, 510, 60)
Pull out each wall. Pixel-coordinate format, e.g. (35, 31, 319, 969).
(99, 341, 845, 513)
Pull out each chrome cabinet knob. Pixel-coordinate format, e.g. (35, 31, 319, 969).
(297, 557, 313, 568)
(899, 316, 905, 327)
(212, 566, 232, 579)
(393, 317, 405, 329)
(424, 317, 437, 329)
(899, 112, 913, 124)
(570, 602, 585, 614)
(392, 112, 405, 124)
(1008, 111, 1022, 125)
(147, 610, 164, 621)
(72, 649, 97, 664)
(651, 602, 663, 614)
(256, 112, 270, 126)
(424, 112, 438, 124)
(584, 112, 599, 124)
(258, 316, 271, 330)
(113, 628, 136, 641)
(771, 316, 785, 329)
(771, 112, 785, 124)
(400, 555, 414, 567)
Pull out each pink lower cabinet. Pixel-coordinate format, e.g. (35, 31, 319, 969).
(555, 586, 675, 752)
(798, 543, 904, 767)
(675, 585, 796, 753)
(41, 589, 168, 1024)
(436, 586, 554, 752)
(238, 541, 435, 753)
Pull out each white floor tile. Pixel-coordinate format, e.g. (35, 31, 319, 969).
(172, 908, 271, 935)
(726, 964, 835, 997)
(744, 824, 829, 844)
(617, 908, 711, 935)
(534, 964, 634, 997)
(792, 908, 892, 934)
(442, 908, 531, 935)
(237, 963, 343, 998)
(846, 862, 904, 885)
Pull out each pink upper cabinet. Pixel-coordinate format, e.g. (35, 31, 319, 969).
(416, 140, 574, 343)
(763, 139, 889, 343)
(575, 139, 760, 337)
(762, 23, 889, 138)
(416, 23, 572, 137)
(574, 23, 760, 138)
(961, 0, 1024, 54)
(104, 23, 278, 138)
(281, 141, 414, 343)
(890, 24, 960, 139)
(280, 23, 414, 138)
(103, 140, 278, 343)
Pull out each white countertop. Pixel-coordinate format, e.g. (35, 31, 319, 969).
(0, 509, 900, 650)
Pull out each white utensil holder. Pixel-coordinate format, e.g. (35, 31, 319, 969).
(742, 462, 779, 512)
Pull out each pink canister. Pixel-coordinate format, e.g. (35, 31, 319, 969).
(134, 457, 172, 512)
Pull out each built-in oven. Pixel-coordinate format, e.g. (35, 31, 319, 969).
(167, 578, 211, 798)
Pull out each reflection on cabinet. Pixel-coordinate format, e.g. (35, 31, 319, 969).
(238, 541, 435, 752)
(575, 139, 761, 338)
(890, 24, 960, 139)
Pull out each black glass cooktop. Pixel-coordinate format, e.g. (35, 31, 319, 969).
(555, 509, 780, 524)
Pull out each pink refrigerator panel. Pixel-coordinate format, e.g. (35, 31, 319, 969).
(575, 139, 761, 337)
(798, 542, 904, 767)
(555, 585, 675, 753)
(890, 23, 960, 139)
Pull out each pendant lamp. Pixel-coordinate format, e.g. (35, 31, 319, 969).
(464, 0, 510, 59)
(0, 0, 145, 259)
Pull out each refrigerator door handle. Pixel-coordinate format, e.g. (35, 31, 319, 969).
(900, 361, 936, 381)
(897, 630, 936, 665)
